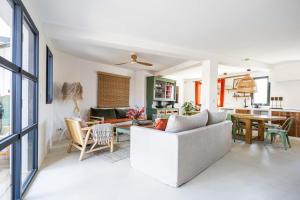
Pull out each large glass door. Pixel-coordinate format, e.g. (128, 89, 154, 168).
(0, 0, 39, 199)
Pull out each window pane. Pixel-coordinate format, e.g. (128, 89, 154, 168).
(0, 68, 12, 138)
(253, 78, 269, 105)
(0, 0, 13, 61)
(22, 20, 35, 75)
(22, 78, 35, 129)
(0, 145, 12, 200)
(21, 130, 34, 186)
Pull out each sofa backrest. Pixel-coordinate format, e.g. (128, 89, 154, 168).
(173, 120, 232, 136)
(90, 108, 117, 119)
(90, 107, 130, 119)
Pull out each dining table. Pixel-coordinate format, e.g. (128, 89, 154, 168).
(232, 114, 286, 144)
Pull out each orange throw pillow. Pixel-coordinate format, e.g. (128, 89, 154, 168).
(155, 119, 168, 131)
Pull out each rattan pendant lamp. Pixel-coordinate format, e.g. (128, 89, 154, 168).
(235, 75, 257, 94)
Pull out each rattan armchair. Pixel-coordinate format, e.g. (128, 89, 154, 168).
(65, 118, 114, 161)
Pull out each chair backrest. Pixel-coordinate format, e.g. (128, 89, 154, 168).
(226, 113, 232, 121)
(230, 115, 240, 128)
(282, 117, 295, 133)
(65, 118, 84, 145)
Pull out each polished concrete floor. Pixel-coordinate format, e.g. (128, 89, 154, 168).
(24, 138, 300, 200)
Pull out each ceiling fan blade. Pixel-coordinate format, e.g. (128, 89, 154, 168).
(115, 62, 129, 65)
(137, 61, 153, 66)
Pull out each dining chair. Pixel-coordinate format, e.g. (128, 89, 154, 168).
(227, 114, 244, 142)
(265, 117, 294, 150)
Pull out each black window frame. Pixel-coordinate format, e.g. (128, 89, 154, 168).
(0, 0, 39, 199)
(251, 76, 271, 106)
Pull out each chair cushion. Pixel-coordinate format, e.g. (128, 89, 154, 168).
(115, 108, 129, 119)
(155, 119, 168, 131)
(90, 108, 116, 119)
(165, 110, 208, 133)
(104, 118, 131, 124)
(207, 111, 227, 125)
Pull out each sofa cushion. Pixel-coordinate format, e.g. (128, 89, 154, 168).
(115, 108, 129, 119)
(155, 119, 168, 131)
(90, 108, 116, 119)
(104, 118, 131, 124)
(207, 111, 227, 125)
(165, 110, 208, 133)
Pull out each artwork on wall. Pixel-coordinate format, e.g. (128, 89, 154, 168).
(46, 46, 53, 104)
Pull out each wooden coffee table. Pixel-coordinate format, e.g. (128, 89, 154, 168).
(115, 124, 154, 142)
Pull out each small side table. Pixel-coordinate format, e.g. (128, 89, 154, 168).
(115, 126, 131, 142)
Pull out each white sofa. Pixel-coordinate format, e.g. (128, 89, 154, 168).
(130, 120, 232, 187)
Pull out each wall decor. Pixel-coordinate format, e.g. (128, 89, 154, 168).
(46, 46, 53, 104)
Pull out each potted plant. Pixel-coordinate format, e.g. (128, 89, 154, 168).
(127, 106, 145, 125)
(182, 101, 195, 115)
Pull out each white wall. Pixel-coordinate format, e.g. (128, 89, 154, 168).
(52, 52, 135, 142)
(184, 80, 195, 103)
(270, 61, 300, 82)
(270, 61, 300, 109)
(133, 70, 153, 108)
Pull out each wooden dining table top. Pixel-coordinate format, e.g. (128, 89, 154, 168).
(232, 114, 286, 121)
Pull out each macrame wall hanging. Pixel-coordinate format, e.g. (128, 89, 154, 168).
(61, 82, 83, 115)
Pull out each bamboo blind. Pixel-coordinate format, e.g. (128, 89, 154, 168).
(97, 72, 130, 107)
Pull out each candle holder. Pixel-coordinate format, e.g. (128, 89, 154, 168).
(270, 97, 274, 108)
(274, 97, 279, 108)
(278, 97, 283, 109)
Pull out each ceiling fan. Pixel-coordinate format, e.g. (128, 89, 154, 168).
(115, 53, 153, 67)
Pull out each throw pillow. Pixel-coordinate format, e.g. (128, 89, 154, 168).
(155, 119, 168, 131)
(207, 111, 227, 125)
(115, 108, 129, 119)
(165, 110, 208, 133)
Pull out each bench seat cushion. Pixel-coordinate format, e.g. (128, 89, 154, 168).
(104, 118, 131, 124)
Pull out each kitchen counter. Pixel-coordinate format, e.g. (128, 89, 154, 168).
(220, 107, 300, 112)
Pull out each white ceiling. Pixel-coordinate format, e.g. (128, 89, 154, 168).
(53, 39, 186, 71)
(32, 0, 300, 69)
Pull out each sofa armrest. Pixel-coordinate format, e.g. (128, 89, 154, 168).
(130, 126, 179, 187)
(176, 121, 232, 185)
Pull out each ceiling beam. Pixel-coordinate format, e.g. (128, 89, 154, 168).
(154, 60, 202, 76)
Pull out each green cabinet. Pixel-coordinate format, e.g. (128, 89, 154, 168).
(146, 76, 178, 120)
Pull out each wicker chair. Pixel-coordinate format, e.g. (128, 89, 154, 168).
(65, 118, 114, 161)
